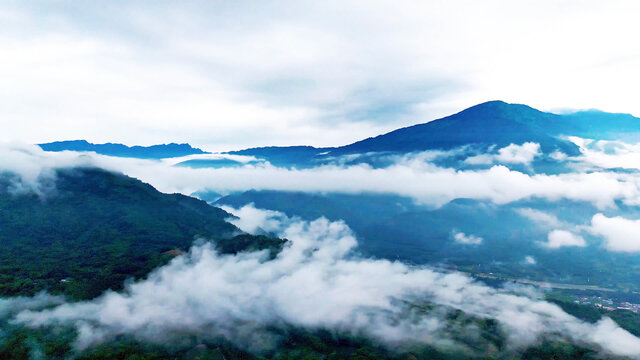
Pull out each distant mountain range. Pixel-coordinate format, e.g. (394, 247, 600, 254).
(38, 101, 640, 165)
(228, 101, 640, 166)
(39, 140, 209, 159)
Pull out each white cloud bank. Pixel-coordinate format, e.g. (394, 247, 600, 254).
(10, 206, 640, 357)
(4, 142, 640, 211)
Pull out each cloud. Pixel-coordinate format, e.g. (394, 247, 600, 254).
(516, 208, 565, 229)
(3, 2, 640, 148)
(463, 154, 494, 165)
(495, 142, 541, 164)
(0, 142, 94, 195)
(517, 209, 588, 249)
(0, 1, 462, 149)
(575, 137, 640, 171)
(88, 155, 640, 209)
(590, 213, 640, 252)
(544, 230, 586, 248)
(452, 232, 483, 245)
(4, 142, 640, 211)
(10, 206, 640, 357)
(464, 142, 541, 165)
(0, 292, 64, 319)
(550, 151, 568, 161)
(523, 256, 536, 265)
(219, 204, 288, 234)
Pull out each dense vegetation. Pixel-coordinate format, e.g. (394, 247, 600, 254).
(2, 299, 631, 359)
(215, 234, 287, 259)
(548, 294, 640, 337)
(0, 168, 280, 300)
(0, 330, 609, 360)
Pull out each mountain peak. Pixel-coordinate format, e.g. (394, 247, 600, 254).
(456, 100, 544, 119)
(469, 100, 509, 108)
(330, 100, 577, 156)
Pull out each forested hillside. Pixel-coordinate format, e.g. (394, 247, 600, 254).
(0, 168, 280, 300)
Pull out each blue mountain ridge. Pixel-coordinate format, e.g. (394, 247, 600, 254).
(227, 100, 640, 166)
(39, 140, 209, 159)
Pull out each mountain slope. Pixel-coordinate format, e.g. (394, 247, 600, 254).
(225, 101, 589, 166)
(558, 110, 640, 141)
(225, 101, 640, 167)
(39, 140, 209, 158)
(329, 101, 580, 156)
(0, 168, 281, 300)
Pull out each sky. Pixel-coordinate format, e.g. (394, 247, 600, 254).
(2, 0, 640, 151)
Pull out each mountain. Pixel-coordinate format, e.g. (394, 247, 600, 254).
(0, 168, 282, 300)
(227, 145, 332, 167)
(226, 101, 640, 167)
(39, 140, 209, 158)
(329, 101, 579, 156)
(558, 110, 640, 142)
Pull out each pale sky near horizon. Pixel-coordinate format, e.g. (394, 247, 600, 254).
(2, 1, 640, 151)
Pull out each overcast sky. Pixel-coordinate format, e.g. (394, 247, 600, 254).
(2, 1, 639, 151)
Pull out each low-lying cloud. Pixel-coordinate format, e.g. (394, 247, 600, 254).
(0, 292, 64, 319)
(590, 213, 640, 252)
(9, 206, 640, 357)
(572, 137, 640, 170)
(516, 208, 591, 249)
(465, 142, 541, 165)
(0, 142, 94, 195)
(516, 208, 566, 229)
(544, 229, 586, 248)
(452, 232, 483, 245)
(5, 142, 640, 211)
